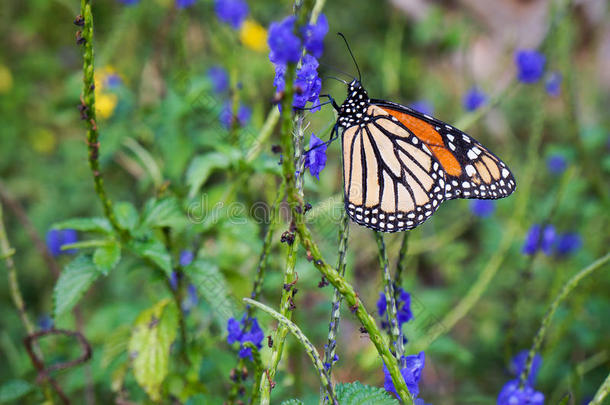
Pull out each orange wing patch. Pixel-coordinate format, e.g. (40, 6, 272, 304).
(380, 107, 462, 177)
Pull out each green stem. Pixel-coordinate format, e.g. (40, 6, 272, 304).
(519, 252, 610, 386)
(393, 233, 409, 288)
(78, 0, 124, 237)
(376, 232, 404, 362)
(589, 372, 610, 405)
(246, 298, 338, 405)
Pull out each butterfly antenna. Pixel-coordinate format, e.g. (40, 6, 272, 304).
(324, 75, 348, 85)
(320, 61, 355, 82)
(337, 32, 361, 82)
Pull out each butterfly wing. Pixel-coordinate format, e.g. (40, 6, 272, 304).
(370, 99, 516, 201)
(342, 105, 446, 232)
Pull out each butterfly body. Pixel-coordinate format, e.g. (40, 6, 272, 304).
(335, 79, 516, 233)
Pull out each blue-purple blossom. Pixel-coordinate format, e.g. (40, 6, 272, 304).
(176, 0, 196, 8)
(555, 232, 582, 256)
(179, 250, 194, 267)
(46, 229, 78, 257)
(409, 100, 434, 116)
(383, 352, 425, 398)
(214, 0, 248, 28)
(169, 271, 179, 290)
(227, 315, 264, 360)
(463, 87, 487, 111)
(182, 284, 199, 313)
(546, 154, 567, 174)
(273, 54, 322, 111)
(510, 350, 542, 387)
(470, 200, 495, 218)
(522, 224, 556, 255)
(545, 72, 562, 97)
(105, 74, 122, 88)
(118, 0, 139, 5)
(497, 380, 544, 405)
(304, 133, 327, 180)
(268, 16, 301, 64)
(377, 287, 413, 330)
(207, 66, 229, 94)
(37, 314, 54, 331)
(220, 102, 252, 128)
(301, 14, 328, 58)
(515, 50, 546, 84)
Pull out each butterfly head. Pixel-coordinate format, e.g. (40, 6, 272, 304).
(337, 79, 369, 128)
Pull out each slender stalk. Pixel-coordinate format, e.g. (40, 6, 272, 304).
(78, 0, 124, 237)
(589, 372, 610, 405)
(322, 212, 349, 377)
(519, 252, 610, 386)
(246, 298, 338, 405)
(393, 233, 409, 288)
(259, 234, 299, 404)
(376, 233, 404, 362)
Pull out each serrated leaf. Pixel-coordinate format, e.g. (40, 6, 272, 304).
(139, 197, 186, 230)
(186, 152, 231, 198)
(52, 217, 112, 234)
(335, 382, 399, 405)
(128, 299, 178, 401)
(280, 400, 304, 405)
(0, 380, 34, 403)
(101, 324, 132, 368)
(53, 255, 103, 319)
(186, 259, 235, 326)
(114, 201, 139, 232)
(129, 237, 172, 277)
(93, 240, 121, 275)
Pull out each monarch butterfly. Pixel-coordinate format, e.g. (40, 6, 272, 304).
(318, 36, 516, 233)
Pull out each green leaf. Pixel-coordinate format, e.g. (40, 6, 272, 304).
(0, 380, 34, 403)
(53, 255, 103, 319)
(186, 152, 231, 198)
(114, 201, 139, 232)
(186, 259, 235, 326)
(280, 400, 304, 405)
(335, 382, 399, 405)
(52, 217, 112, 234)
(101, 324, 132, 368)
(128, 299, 178, 401)
(139, 197, 186, 230)
(93, 240, 121, 275)
(129, 237, 172, 277)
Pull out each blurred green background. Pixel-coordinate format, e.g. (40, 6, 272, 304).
(0, 0, 609, 403)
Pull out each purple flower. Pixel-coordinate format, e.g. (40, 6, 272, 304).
(522, 224, 556, 256)
(181, 284, 199, 313)
(555, 233, 582, 256)
(179, 250, 194, 266)
(37, 314, 54, 331)
(226, 315, 264, 360)
(463, 87, 487, 111)
(169, 271, 179, 290)
(268, 16, 301, 65)
(176, 0, 196, 8)
(470, 200, 495, 218)
(409, 100, 434, 116)
(274, 54, 322, 111)
(214, 0, 248, 28)
(497, 380, 544, 405)
(515, 50, 546, 84)
(46, 229, 78, 257)
(118, 0, 139, 5)
(304, 133, 327, 180)
(545, 72, 562, 97)
(105, 74, 122, 88)
(220, 102, 251, 128)
(301, 14, 328, 58)
(207, 66, 229, 94)
(383, 352, 425, 398)
(510, 350, 542, 387)
(377, 287, 413, 330)
(546, 154, 566, 174)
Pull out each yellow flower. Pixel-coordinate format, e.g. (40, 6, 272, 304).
(96, 92, 118, 119)
(240, 20, 267, 52)
(0, 64, 13, 94)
